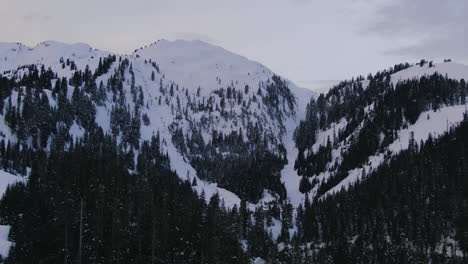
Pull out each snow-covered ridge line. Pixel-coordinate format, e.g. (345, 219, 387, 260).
(305, 61, 468, 201)
(391, 61, 468, 84)
(293, 60, 468, 206)
(0, 39, 314, 210)
(0, 41, 111, 75)
(321, 105, 468, 198)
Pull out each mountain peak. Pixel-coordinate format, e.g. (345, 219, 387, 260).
(0, 40, 110, 74)
(133, 39, 282, 94)
(133, 38, 263, 71)
(35, 40, 94, 51)
(391, 60, 468, 83)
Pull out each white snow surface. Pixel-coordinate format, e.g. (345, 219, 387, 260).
(0, 170, 25, 201)
(135, 40, 272, 95)
(2, 40, 468, 213)
(280, 83, 314, 207)
(0, 41, 109, 76)
(135, 40, 314, 208)
(279, 61, 468, 207)
(300, 61, 468, 204)
(252, 257, 267, 264)
(0, 170, 26, 258)
(322, 104, 468, 198)
(133, 40, 313, 208)
(134, 39, 312, 106)
(69, 122, 85, 141)
(391, 61, 468, 84)
(0, 39, 314, 209)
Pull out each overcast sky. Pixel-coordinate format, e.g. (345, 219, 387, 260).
(1, 0, 466, 90)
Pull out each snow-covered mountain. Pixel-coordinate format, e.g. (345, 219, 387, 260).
(319, 61, 468, 196)
(2, 40, 468, 262)
(0, 39, 314, 208)
(294, 60, 468, 204)
(0, 41, 108, 75)
(2, 40, 468, 209)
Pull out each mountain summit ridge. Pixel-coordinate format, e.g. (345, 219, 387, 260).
(1, 40, 468, 262)
(2, 40, 468, 207)
(0, 39, 314, 208)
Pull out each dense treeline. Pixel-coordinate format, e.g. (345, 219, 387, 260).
(295, 61, 468, 195)
(4, 52, 468, 263)
(314, 74, 468, 197)
(0, 129, 249, 264)
(0, 61, 255, 263)
(295, 116, 468, 263)
(170, 75, 295, 202)
(0, 129, 299, 263)
(2, 58, 142, 150)
(294, 62, 411, 154)
(185, 126, 287, 202)
(0, 58, 301, 263)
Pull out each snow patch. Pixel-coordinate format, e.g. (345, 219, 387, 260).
(322, 105, 468, 198)
(252, 257, 267, 264)
(0, 170, 26, 258)
(391, 62, 468, 85)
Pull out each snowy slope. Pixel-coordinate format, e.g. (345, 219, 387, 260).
(322, 105, 468, 198)
(2, 39, 468, 237)
(133, 40, 314, 206)
(299, 61, 468, 203)
(0, 170, 26, 258)
(135, 39, 314, 206)
(284, 63, 468, 205)
(391, 61, 468, 84)
(0, 41, 109, 76)
(3, 40, 468, 212)
(134, 40, 273, 96)
(134, 39, 312, 111)
(0, 39, 314, 209)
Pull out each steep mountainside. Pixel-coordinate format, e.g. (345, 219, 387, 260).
(0, 40, 314, 205)
(294, 61, 468, 200)
(1, 41, 468, 263)
(0, 40, 316, 263)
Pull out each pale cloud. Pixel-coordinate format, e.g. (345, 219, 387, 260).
(363, 0, 468, 60)
(158, 32, 220, 45)
(22, 13, 52, 22)
(1, 0, 464, 88)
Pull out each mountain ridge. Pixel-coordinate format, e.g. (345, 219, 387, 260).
(0, 39, 314, 207)
(1, 39, 468, 263)
(3, 40, 468, 207)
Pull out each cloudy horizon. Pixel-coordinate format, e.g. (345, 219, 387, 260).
(2, 0, 466, 90)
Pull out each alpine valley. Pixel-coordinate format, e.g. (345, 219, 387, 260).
(0, 40, 467, 263)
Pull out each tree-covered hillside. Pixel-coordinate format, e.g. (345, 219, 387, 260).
(294, 115, 468, 263)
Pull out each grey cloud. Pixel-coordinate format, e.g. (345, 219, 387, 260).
(174, 32, 219, 44)
(163, 32, 220, 45)
(384, 28, 468, 59)
(22, 13, 52, 22)
(363, 0, 468, 59)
